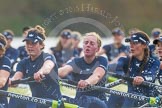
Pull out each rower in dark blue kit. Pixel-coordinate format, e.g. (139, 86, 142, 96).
(9, 25, 61, 108)
(107, 31, 160, 108)
(97, 28, 129, 72)
(98, 28, 129, 62)
(153, 34, 162, 86)
(17, 26, 31, 60)
(2, 30, 19, 76)
(59, 32, 108, 108)
(149, 28, 161, 58)
(50, 29, 74, 68)
(0, 34, 11, 108)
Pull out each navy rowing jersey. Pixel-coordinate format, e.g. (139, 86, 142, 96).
(16, 52, 61, 100)
(158, 69, 162, 85)
(67, 56, 108, 100)
(149, 44, 158, 58)
(50, 47, 76, 67)
(0, 56, 11, 107)
(103, 44, 129, 61)
(116, 56, 160, 96)
(17, 46, 28, 60)
(5, 47, 19, 65)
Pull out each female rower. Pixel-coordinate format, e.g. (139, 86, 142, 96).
(0, 34, 11, 108)
(153, 35, 162, 86)
(58, 32, 108, 108)
(9, 25, 61, 108)
(107, 31, 160, 108)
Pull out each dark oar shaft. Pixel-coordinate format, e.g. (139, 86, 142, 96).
(0, 90, 52, 107)
(93, 86, 149, 102)
(11, 77, 46, 85)
(59, 79, 78, 85)
(0, 90, 80, 108)
(60, 79, 161, 106)
(105, 79, 125, 88)
(11, 77, 35, 85)
(108, 72, 162, 91)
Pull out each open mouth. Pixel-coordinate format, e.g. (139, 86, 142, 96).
(85, 48, 90, 52)
(28, 49, 34, 53)
(130, 49, 135, 53)
(158, 50, 162, 55)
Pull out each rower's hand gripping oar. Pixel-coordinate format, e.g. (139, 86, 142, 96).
(108, 72, 162, 92)
(59, 78, 78, 86)
(11, 76, 46, 85)
(60, 79, 162, 107)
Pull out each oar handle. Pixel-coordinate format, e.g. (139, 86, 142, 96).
(11, 76, 47, 85)
(11, 77, 35, 85)
(59, 79, 78, 86)
(108, 72, 133, 82)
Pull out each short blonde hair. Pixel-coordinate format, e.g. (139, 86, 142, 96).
(84, 32, 102, 48)
(152, 28, 161, 34)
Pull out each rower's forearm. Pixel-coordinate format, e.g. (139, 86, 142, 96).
(12, 72, 23, 80)
(85, 74, 101, 85)
(0, 77, 7, 88)
(41, 61, 54, 74)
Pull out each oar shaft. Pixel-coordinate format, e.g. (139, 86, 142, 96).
(105, 79, 125, 88)
(0, 90, 79, 108)
(60, 79, 161, 106)
(0, 90, 52, 107)
(11, 77, 46, 85)
(93, 86, 149, 102)
(108, 72, 162, 91)
(11, 77, 35, 85)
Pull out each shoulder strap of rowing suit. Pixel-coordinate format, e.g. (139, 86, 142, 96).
(42, 52, 49, 61)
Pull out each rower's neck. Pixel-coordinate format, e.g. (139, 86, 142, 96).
(136, 51, 144, 61)
(84, 56, 96, 64)
(30, 52, 42, 61)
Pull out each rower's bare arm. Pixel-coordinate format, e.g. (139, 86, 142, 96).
(39, 60, 55, 74)
(34, 60, 55, 82)
(85, 67, 105, 85)
(58, 65, 73, 78)
(12, 72, 24, 80)
(0, 70, 10, 88)
(9, 72, 24, 86)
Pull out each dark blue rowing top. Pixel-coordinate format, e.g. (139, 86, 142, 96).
(50, 47, 79, 68)
(0, 56, 11, 106)
(17, 46, 28, 60)
(116, 56, 160, 96)
(103, 44, 129, 61)
(16, 52, 61, 100)
(5, 47, 19, 66)
(67, 56, 108, 100)
(158, 69, 162, 85)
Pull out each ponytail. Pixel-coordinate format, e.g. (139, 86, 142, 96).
(139, 47, 149, 73)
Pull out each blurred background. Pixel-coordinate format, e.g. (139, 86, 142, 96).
(0, 0, 162, 37)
